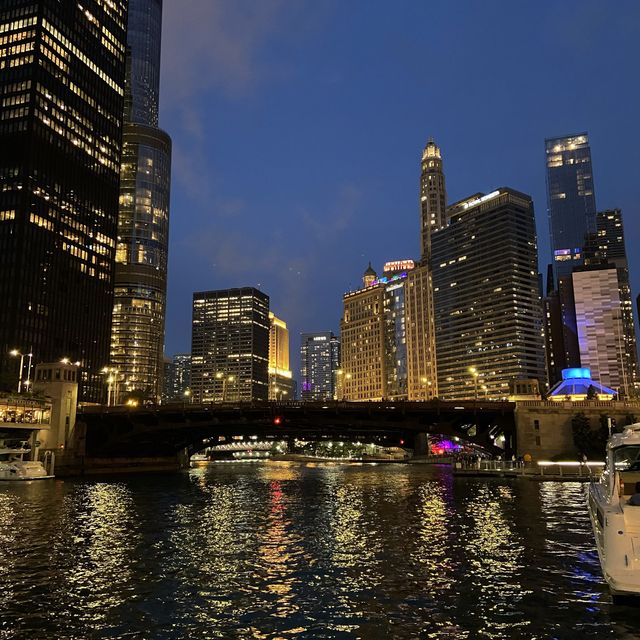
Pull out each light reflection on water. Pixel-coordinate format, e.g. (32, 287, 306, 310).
(1, 464, 640, 639)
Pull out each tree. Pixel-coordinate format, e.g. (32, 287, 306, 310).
(624, 413, 638, 427)
(572, 412, 592, 456)
(586, 385, 597, 400)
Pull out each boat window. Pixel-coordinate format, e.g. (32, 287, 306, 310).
(614, 446, 640, 470)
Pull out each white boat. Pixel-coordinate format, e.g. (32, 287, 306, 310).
(0, 446, 53, 481)
(587, 423, 640, 599)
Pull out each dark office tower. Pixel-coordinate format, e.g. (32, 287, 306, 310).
(110, 0, 172, 401)
(419, 138, 447, 261)
(161, 353, 191, 402)
(0, 1, 128, 400)
(300, 332, 340, 401)
(432, 189, 545, 400)
(191, 288, 269, 403)
(545, 133, 596, 276)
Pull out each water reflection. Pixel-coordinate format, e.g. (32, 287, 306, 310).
(2, 466, 640, 639)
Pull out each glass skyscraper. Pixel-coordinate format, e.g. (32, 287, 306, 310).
(0, 1, 128, 401)
(545, 133, 596, 276)
(300, 332, 340, 402)
(110, 0, 172, 402)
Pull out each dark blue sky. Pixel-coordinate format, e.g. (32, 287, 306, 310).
(159, 0, 640, 375)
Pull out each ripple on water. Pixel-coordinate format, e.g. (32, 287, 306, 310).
(1, 466, 640, 639)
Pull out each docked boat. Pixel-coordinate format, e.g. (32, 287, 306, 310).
(0, 445, 53, 481)
(587, 423, 640, 599)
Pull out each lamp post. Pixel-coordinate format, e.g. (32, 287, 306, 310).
(216, 372, 235, 402)
(183, 389, 191, 407)
(101, 366, 121, 406)
(24, 350, 33, 392)
(468, 367, 479, 401)
(9, 349, 25, 393)
(421, 377, 433, 400)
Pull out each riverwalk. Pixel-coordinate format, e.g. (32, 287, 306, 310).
(452, 459, 604, 482)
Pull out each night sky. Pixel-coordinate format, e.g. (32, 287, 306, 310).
(159, 0, 640, 378)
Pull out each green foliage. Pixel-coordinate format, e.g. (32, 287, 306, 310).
(624, 414, 638, 427)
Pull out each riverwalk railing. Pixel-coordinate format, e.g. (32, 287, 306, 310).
(455, 459, 605, 478)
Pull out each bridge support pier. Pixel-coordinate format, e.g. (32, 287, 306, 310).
(413, 433, 428, 457)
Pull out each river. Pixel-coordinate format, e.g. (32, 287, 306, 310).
(1, 462, 640, 639)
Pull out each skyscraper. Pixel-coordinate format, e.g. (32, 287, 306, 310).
(340, 261, 437, 401)
(577, 208, 638, 395)
(162, 353, 191, 402)
(268, 312, 293, 400)
(300, 332, 340, 401)
(572, 266, 631, 395)
(191, 288, 269, 403)
(109, 0, 172, 402)
(0, 1, 128, 400)
(419, 138, 447, 260)
(432, 189, 545, 400)
(545, 133, 596, 276)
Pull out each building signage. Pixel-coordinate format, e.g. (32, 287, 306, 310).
(461, 190, 501, 210)
(383, 260, 415, 272)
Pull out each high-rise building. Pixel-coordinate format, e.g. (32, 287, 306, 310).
(340, 261, 437, 401)
(419, 138, 447, 260)
(572, 265, 633, 395)
(577, 208, 638, 395)
(0, 1, 128, 401)
(162, 353, 191, 402)
(110, 0, 172, 402)
(191, 288, 269, 403)
(268, 312, 293, 401)
(300, 332, 340, 401)
(545, 133, 596, 276)
(432, 189, 545, 400)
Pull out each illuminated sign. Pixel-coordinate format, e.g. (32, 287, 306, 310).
(554, 249, 571, 256)
(562, 368, 592, 380)
(461, 190, 501, 210)
(383, 260, 415, 272)
(313, 336, 327, 341)
(371, 272, 408, 287)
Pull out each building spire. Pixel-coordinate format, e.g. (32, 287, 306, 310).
(420, 137, 447, 260)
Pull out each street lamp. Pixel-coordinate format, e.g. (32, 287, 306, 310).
(9, 349, 25, 393)
(216, 372, 235, 402)
(102, 366, 121, 406)
(183, 389, 192, 406)
(468, 367, 479, 401)
(9, 349, 32, 393)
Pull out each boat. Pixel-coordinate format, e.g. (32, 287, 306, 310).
(587, 423, 640, 600)
(0, 444, 53, 481)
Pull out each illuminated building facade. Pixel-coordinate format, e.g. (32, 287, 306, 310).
(300, 332, 340, 401)
(572, 266, 633, 395)
(162, 352, 191, 402)
(0, 1, 128, 400)
(419, 138, 447, 260)
(191, 288, 269, 403)
(545, 132, 596, 277)
(110, 0, 171, 401)
(268, 312, 293, 401)
(574, 208, 638, 396)
(340, 262, 437, 401)
(432, 189, 545, 400)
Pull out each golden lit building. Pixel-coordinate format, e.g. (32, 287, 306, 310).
(405, 264, 438, 400)
(268, 312, 294, 401)
(341, 262, 437, 401)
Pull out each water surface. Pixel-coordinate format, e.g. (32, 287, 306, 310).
(1, 462, 639, 639)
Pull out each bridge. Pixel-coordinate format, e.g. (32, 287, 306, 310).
(76, 400, 517, 461)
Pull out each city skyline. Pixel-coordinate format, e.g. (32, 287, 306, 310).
(159, 2, 640, 383)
